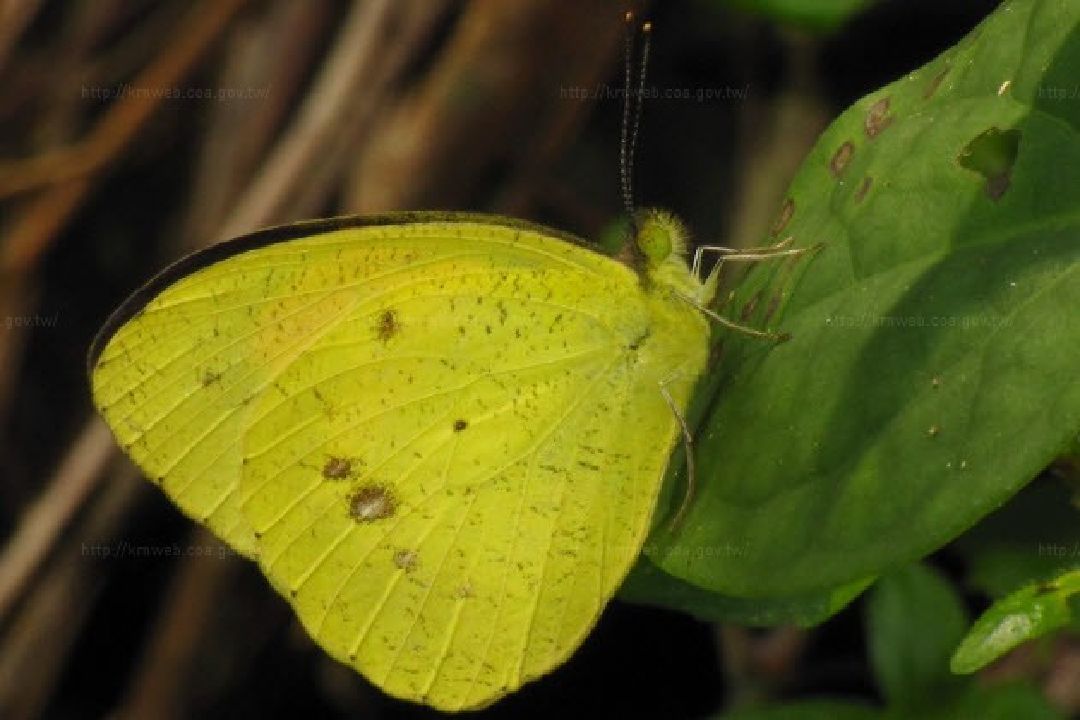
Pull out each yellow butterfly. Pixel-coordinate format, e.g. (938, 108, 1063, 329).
(89, 209, 746, 710)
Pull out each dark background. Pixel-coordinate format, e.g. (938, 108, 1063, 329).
(0, 1, 1010, 718)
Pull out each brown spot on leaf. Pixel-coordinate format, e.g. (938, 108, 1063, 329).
(830, 141, 855, 177)
(348, 484, 396, 522)
(322, 456, 354, 480)
(924, 67, 949, 99)
(771, 198, 795, 236)
(739, 290, 762, 321)
(377, 309, 398, 341)
(763, 293, 783, 324)
(865, 97, 893, 138)
(854, 176, 873, 203)
(708, 341, 726, 367)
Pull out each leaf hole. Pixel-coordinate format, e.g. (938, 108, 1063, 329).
(957, 127, 1020, 201)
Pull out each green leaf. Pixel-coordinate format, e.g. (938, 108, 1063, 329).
(866, 564, 968, 710)
(719, 699, 883, 720)
(619, 556, 871, 627)
(650, 0, 1080, 597)
(715, 0, 877, 33)
(951, 566, 1080, 674)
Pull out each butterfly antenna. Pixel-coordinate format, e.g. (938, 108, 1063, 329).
(627, 20, 651, 216)
(619, 10, 636, 221)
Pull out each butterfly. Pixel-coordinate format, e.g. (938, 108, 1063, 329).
(87, 208, 753, 710)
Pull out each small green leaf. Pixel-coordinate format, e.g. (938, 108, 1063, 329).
(867, 564, 968, 710)
(620, 556, 871, 627)
(951, 566, 1080, 674)
(651, 0, 1080, 598)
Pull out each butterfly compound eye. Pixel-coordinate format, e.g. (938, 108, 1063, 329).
(633, 209, 687, 266)
(635, 216, 672, 264)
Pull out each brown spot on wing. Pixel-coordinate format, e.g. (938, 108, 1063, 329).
(348, 484, 396, 522)
(393, 548, 419, 572)
(322, 456, 355, 480)
(377, 309, 398, 341)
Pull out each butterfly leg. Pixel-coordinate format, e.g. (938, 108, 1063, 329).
(691, 237, 807, 277)
(676, 292, 790, 342)
(686, 239, 825, 340)
(659, 378, 695, 532)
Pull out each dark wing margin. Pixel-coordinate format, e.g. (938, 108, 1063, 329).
(86, 211, 596, 377)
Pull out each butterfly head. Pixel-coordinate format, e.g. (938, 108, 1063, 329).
(633, 208, 687, 267)
(630, 208, 714, 304)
